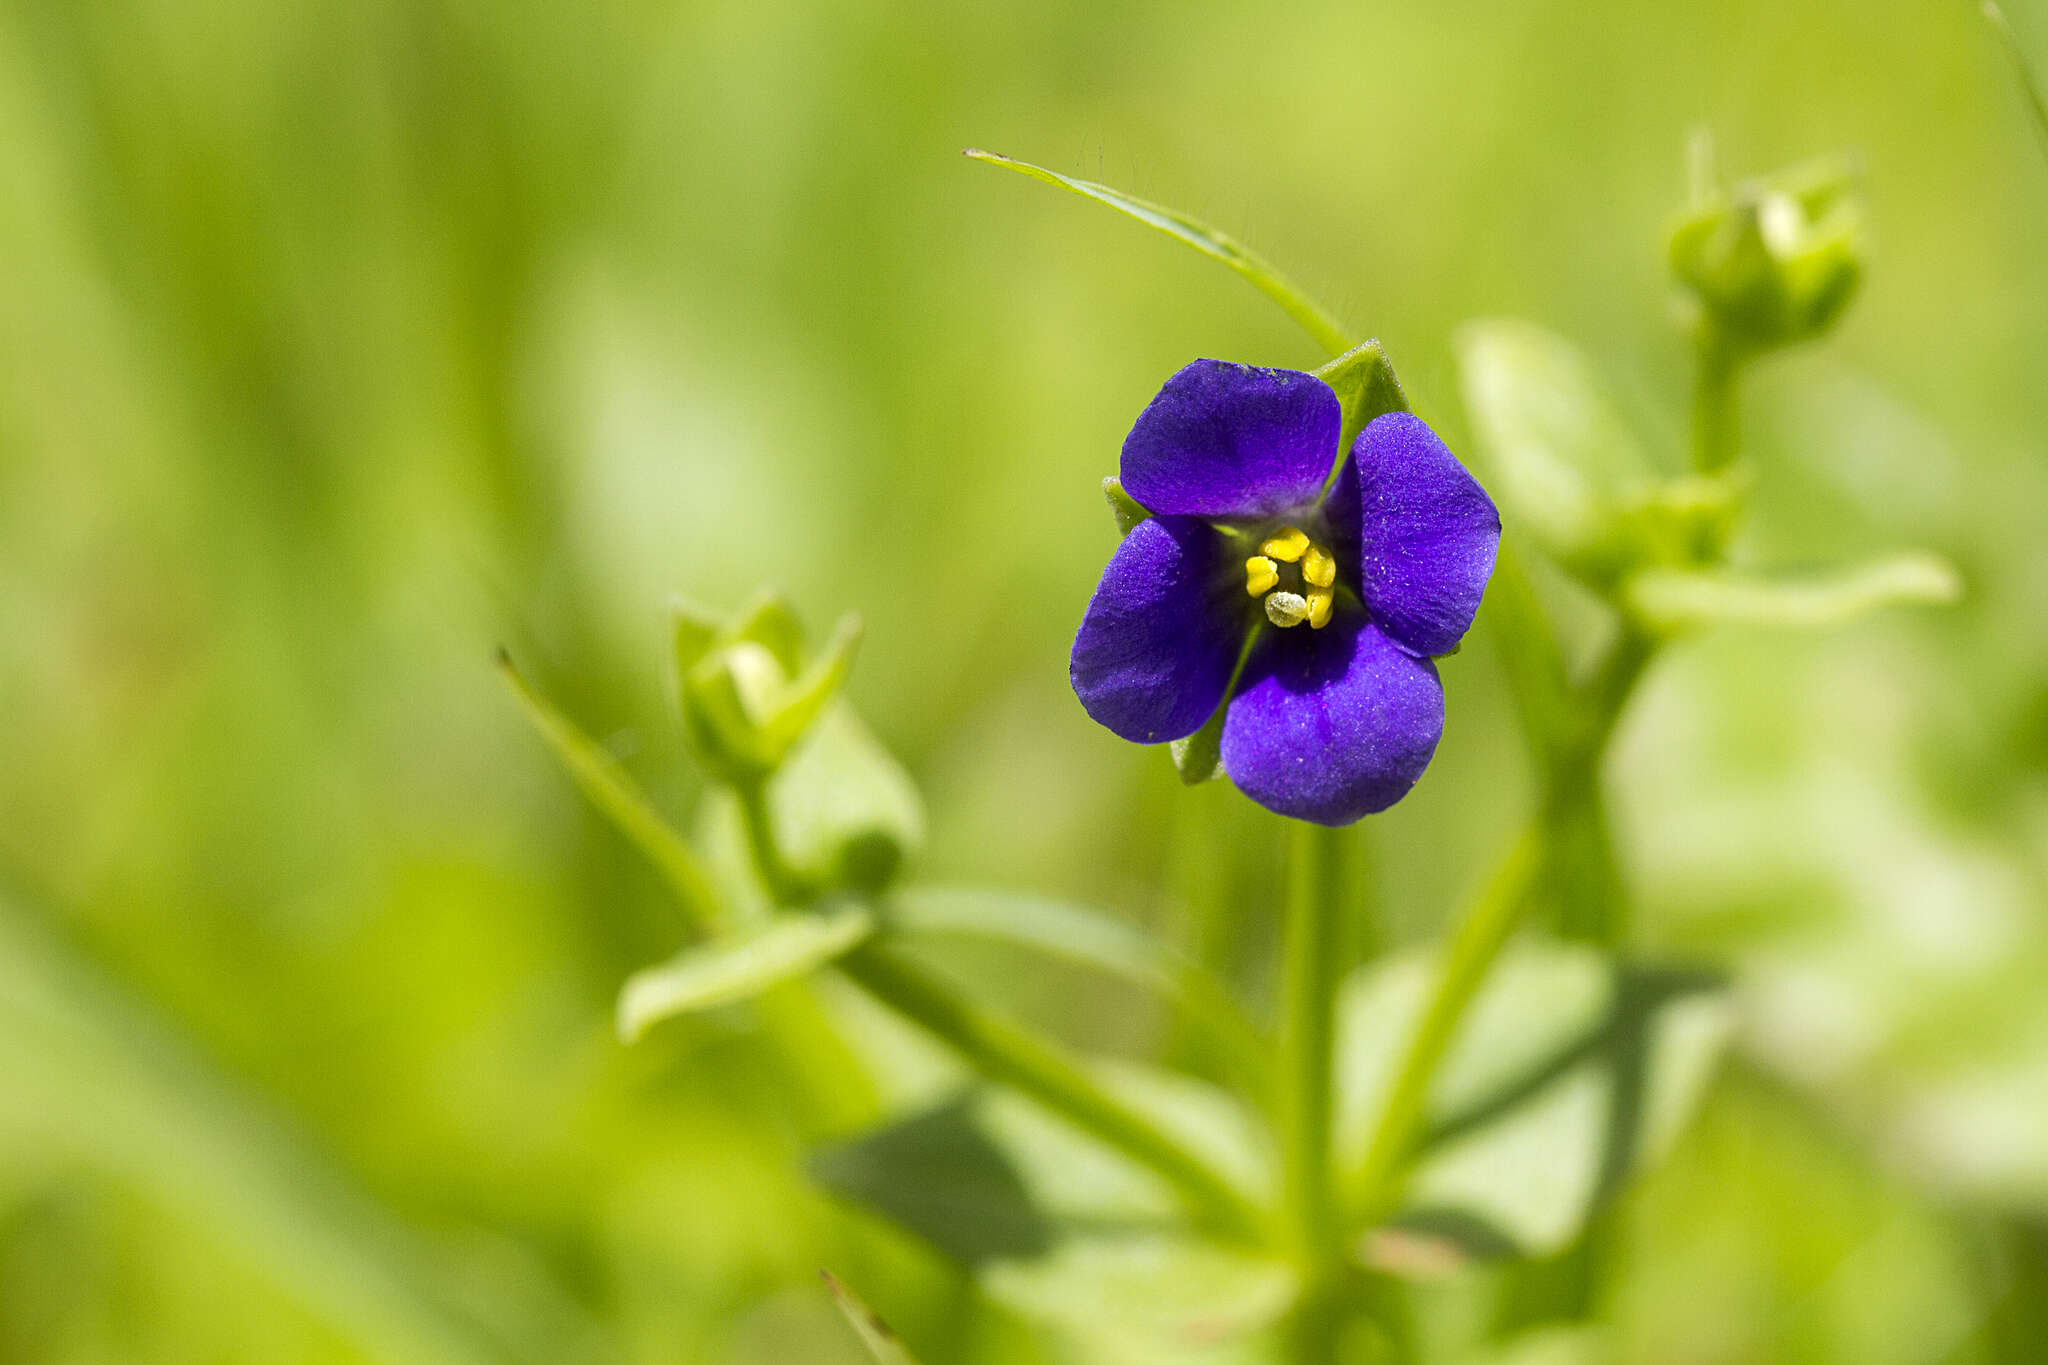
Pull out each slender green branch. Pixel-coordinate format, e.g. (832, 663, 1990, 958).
(836, 943, 1266, 1242)
(1279, 820, 1346, 1264)
(1346, 829, 1543, 1223)
(734, 777, 816, 907)
(1689, 325, 1740, 475)
(966, 149, 1357, 357)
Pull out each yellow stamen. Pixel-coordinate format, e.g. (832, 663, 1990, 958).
(1259, 526, 1310, 563)
(1264, 591, 1310, 627)
(1303, 545, 1335, 589)
(1305, 587, 1334, 629)
(1244, 555, 1279, 596)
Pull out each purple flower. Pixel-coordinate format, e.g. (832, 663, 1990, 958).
(1071, 360, 1501, 825)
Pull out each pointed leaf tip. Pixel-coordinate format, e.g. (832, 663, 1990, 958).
(823, 1270, 924, 1365)
(966, 147, 1354, 356)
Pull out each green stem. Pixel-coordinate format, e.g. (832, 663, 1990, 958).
(1347, 829, 1543, 1222)
(1542, 629, 1653, 944)
(1280, 820, 1346, 1264)
(734, 777, 815, 908)
(836, 943, 1266, 1242)
(1690, 326, 1740, 475)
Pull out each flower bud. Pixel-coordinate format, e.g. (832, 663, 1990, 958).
(676, 590, 861, 783)
(1668, 149, 1866, 353)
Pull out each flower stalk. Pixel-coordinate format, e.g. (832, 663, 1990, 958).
(1279, 819, 1346, 1264)
(1690, 325, 1741, 476)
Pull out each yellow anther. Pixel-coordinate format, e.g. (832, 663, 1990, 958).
(1264, 591, 1310, 628)
(1305, 587, 1334, 629)
(1259, 526, 1310, 563)
(1303, 545, 1336, 589)
(1244, 555, 1279, 596)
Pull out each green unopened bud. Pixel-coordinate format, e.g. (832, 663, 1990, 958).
(1668, 142, 1866, 353)
(677, 594, 863, 782)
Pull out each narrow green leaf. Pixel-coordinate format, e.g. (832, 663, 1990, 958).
(821, 1272, 924, 1365)
(884, 886, 1267, 1098)
(617, 904, 873, 1040)
(497, 653, 727, 931)
(966, 148, 1354, 357)
(1455, 320, 1663, 584)
(1623, 551, 1962, 634)
(1987, 2, 2048, 162)
(1103, 476, 1150, 537)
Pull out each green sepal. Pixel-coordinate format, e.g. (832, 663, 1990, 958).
(1314, 338, 1411, 464)
(671, 596, 724, 678)
(680, 643, 782, 779)
(756, 614, 864, 756)
(616, 903, 874, 1041)
(1102, 476, 1150, 537)
(1168, 707, 1225, 784)
(723, 588, 807, 674)
(679, 609, 864, 782)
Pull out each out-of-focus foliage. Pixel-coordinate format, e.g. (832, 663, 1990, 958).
(3, 0, 2048, 1362)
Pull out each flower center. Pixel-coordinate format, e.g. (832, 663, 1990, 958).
(1244, 524, 1335, 630)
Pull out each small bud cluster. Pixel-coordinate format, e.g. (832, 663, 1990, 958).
(1668, 142, 1867, 355)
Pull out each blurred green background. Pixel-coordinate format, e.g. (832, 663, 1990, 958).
(4, 0, 2048, 1360)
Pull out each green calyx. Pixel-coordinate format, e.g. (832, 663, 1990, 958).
(1668, 141, 1866, 354)
(677, 590, 863, 782)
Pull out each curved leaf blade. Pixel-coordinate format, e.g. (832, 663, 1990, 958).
(1624, 551, 1962, 634)
(617, 905, 874, 1041)
(967, 148, 1354, 356)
